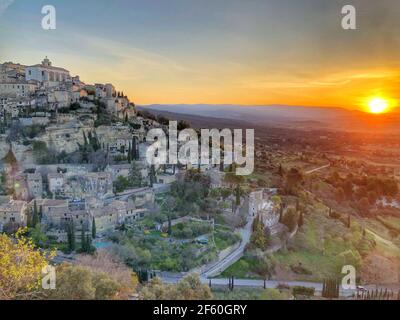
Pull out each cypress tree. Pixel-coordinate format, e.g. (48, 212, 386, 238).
(83, 131, 88, 146)
(71, 223, 76, 251)
(279, 204, 283, 223)
(92, 217, 96, 239)
(278, 164, 283, 176)
(81, 227, 86, 252)
(32, 200, 39, 227)
(127, 144, 132, 163)
(235, 184, 241, 206)
(167, 215, 172, 236)
(67, 221, 76, 252)
(66, 225, 71, 251)
(298, 210, 304, 228)
(132, 137, 138, 160)
(86, 234, 92, 253)
(149, 165, 156, 187)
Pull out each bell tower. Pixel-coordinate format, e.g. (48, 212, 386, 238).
(42, 56, 52, 67)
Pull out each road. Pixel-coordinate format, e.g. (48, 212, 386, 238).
(159, 274, 357, 297)
(305, 164, 330, 175)
(200, 198, 252, 278)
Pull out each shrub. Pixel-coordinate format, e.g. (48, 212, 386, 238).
(290, 263, 312, 275)
(276, 283, 291, 290)
(292, 286, 315, 297)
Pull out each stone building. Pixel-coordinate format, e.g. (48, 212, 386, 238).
(25, 57, 70, 87)
(0, 200, 28, 231)
(27, 173, 43, 199)
(249, 189, 279, 228)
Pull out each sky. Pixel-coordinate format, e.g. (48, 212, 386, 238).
(0, 0, 399, 110)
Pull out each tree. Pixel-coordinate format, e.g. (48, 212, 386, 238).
(31, 200, 39, 227)
(81, 227, 87, 252)
(279, 204, 283, 223)
(167, 215, 172, 236)
(175, 273, 213, 300)
(278, 164, 284, 177)
(114, 176, 131, 193)
(224, 172, 244, 188)
(282, 207, 298, 232)
(129, 161, 143, 188)
(336, 187, 345, 202)
(235, 184, 241, 206)
(140, 274, 212, 300)
(271, 195, 282, 207)
(29, 223, 48, 247)
(86, 234, 94, 253)
(92, 217, 96, 239)
(66, 222, 76, 252)
(285, 168, 303, 195)
(32, 141, 53, 164)
(343, 180, 353, 200)
(358, 197, 370, 216)
(46, 264, 122, 300)
(0, 229, 54, 300)
(149, 165, 156, 187)
(75, 252, 138, 299)
(177, 120, 190, 131)
(83, 131, 88, 146)
(131, 137, 138, 160)
(127, 144, 132, 163)
(254, 251, 277, 280)
(250, 215, 268, 250)
(298, 210, 304, 228)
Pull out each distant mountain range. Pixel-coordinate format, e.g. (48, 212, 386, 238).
(138, 104, 400, 133)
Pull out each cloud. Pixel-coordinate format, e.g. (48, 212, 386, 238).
(0, 0, 14, 16)
(241, 68, 400, 91)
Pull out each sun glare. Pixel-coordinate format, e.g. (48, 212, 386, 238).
(368, 97, 389, 114)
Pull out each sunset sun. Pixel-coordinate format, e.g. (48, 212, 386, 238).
(368, 97, 390, 114)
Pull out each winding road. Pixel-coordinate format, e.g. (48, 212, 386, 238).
(201, 199, 252, 278)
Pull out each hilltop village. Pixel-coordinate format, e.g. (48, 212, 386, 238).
(1, 58, 400, 300)
(0, 58, 263, 271)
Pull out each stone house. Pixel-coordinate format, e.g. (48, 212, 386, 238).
(0, 200, 28, 231)
(27, 173, 43, 199)
(48, 173, 64, 195)
(105, 164, 131, 181)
